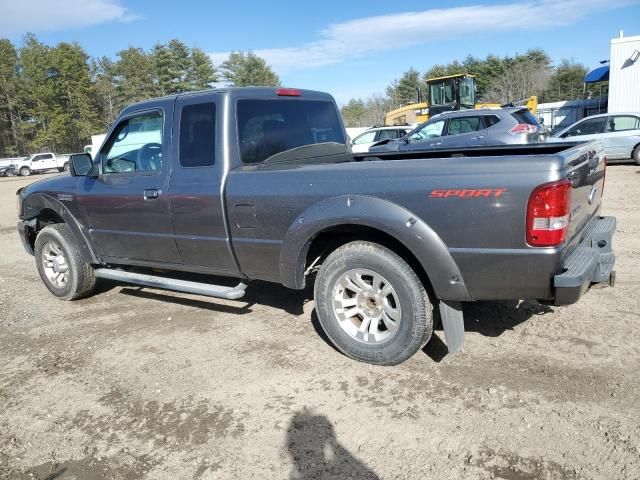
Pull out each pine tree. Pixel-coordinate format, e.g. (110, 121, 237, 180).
(0, 38, 24, 155)
(221, 51, 280, 87)
(114, 47, 158, 104)
(186, 47, 217, 90)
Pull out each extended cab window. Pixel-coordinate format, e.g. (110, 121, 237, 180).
(179, 103, 216, 167)
(237, 99, 346, 164)
(447, 116, 482, 136)
(101, 111, 163, 174)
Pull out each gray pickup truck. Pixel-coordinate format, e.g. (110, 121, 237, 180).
(16, 87, 616, 365)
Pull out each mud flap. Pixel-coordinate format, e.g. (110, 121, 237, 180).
(439, 300, 464, 354)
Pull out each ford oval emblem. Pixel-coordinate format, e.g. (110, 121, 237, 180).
(588, 185, 598, 204)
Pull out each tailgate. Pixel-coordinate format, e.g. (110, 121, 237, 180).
(561, 140, 607, 244)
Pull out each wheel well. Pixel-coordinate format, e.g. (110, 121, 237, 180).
(304, 224, 435, 297)
(26, 209, 65, 249)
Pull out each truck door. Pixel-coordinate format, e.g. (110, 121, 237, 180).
(168, 93, 240, 275)
(74, 106, 182, 264)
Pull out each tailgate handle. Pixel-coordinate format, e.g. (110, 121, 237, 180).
(144, 189, 159, 200)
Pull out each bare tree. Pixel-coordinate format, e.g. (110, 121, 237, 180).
(482, 59, 551, 104)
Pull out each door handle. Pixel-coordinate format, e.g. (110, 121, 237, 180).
(471, 135, 484, 141)
(430, 142, 443, 147)
(144, 189, 159, 200)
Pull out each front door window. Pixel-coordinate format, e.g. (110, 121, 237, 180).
(101, 111, 163, 174)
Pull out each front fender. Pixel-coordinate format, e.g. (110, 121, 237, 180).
(21, 193, 100, 264)
(279, 195, 473, 302)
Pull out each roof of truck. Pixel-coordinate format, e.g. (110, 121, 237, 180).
(124, 87, 333, 111)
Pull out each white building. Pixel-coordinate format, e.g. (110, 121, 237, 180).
(608, 32, 640, 113)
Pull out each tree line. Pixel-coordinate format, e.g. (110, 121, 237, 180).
(341, 49, 593, 127)
(0, 34, 280, 156)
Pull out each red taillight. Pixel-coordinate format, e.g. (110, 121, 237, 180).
(526, 180, 572, 247)
(509, 123, 538, 134)
(276, 88, 301, 97)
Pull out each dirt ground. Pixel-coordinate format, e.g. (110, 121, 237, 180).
(0, 166, 638, 480)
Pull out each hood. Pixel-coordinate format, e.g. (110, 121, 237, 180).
(21, 173, 78, 198)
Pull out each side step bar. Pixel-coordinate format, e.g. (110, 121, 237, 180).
(94, 268, 248, 300)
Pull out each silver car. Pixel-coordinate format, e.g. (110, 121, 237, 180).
(551, 113, 640, 164)
(369, 107, 545, 153)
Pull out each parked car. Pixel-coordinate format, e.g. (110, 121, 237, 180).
(15, 153, 70, 176)
(17, 87, 615, 365)
(0, 163, 17, 177)
(370, 107, 545, 153)
(350, 126, 412, 153)
(550, 113, 640, 164)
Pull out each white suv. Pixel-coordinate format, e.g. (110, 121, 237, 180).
(350, 126, 412, 153)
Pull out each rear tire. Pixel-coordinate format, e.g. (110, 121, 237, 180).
(19, 167, 31, 176)
(314, 241, 432, 365)
(633, 145, 640, 166)
(34, 224, 96, 300)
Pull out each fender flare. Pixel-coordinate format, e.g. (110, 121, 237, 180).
(21, 193, 100, 264)
(278, 195, 472, 302)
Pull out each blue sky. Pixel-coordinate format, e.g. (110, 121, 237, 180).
(1, 0, 639, 104)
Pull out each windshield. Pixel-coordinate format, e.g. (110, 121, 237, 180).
(237, 99, 346, 164)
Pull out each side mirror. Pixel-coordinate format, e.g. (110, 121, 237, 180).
(69, 153, 93, 177)
(538, 117, 545, 125)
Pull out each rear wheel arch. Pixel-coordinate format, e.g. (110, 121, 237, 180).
(279, 195, 472, 302)
(632, 143, 640, 165)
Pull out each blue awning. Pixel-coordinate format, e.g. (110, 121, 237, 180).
(584, 65, 609, 83)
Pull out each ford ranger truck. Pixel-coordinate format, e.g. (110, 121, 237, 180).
(16, 87, 616, 365)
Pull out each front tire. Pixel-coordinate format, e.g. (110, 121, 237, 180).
(633, 145, 640, 166)
(34, 224, 96, 300)
(314, 241, 432, 365)
(19, 166, 31, 176)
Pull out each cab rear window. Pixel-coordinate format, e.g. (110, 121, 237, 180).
(237, 99, 346, 164)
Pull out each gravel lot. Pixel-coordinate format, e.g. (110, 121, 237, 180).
(0, 167, 639, 480)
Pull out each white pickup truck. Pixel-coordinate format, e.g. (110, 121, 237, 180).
(15, 153, 70, 176)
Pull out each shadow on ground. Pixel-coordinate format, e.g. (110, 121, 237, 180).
(110, 277, 552, 365)
(112, 279, 312, 317)
(423, 300, 553, 362)
(286, 409, 379, 480)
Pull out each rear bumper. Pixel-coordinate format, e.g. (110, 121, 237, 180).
(553, 216, 616, 305)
